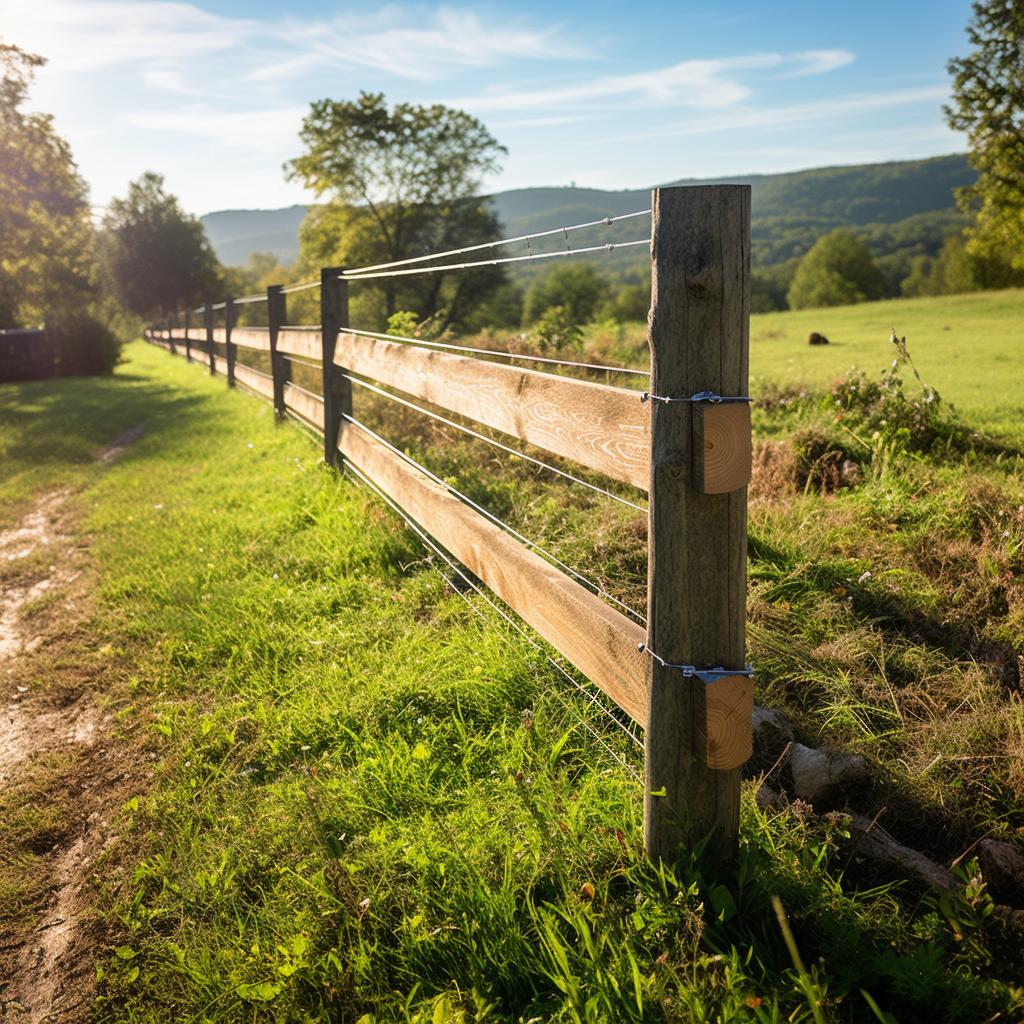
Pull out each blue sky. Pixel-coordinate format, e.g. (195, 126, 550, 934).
(7, 0, 972, 216)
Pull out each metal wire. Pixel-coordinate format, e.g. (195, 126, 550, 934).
(342, 458, 642, 769)
(340, 410, 646, 626)
(341, 209, 651, 278)
(281, 280, 320, 295)
(342, 238, 651, 282)
(235, 362, 273, 381)
(283, 354, 323, 372)
(344, 373, 647, 516)
(285, 380, 323, 403)
(342, 327, 650, 378)
(234, 293, 268, 305)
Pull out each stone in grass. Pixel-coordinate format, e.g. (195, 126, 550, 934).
(746, 706, 794, 776)
(808, 332, 830, 345)
(978, 839, 1024, 908)
(787, 743, 870, 809)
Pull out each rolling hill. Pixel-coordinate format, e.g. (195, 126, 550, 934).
(200, 154, 974, 276)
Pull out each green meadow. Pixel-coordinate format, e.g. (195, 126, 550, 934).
(1, 287, 1023, 1021)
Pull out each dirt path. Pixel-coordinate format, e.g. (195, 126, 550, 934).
(1, 430, 145, 1024)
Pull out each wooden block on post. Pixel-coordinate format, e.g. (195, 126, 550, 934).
(704, 676, 754, 770)
(204, 305, 215, 375)
(644, 184, 751, 865)
(320, 267, 350, 466)
(267, 285, 287, 418)
(225, 298, 236, 388)
(692, 402, 752, 494)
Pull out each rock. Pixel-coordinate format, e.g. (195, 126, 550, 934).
(787, 743, 870, 809)
(978, 839, 1024, 907)
(747, 706, 794, 775)
(756, 784, 785, 811)
(847, 813, 956, 890)
(808, 332, 830, 346)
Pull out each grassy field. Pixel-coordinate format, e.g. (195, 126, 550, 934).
(573, 288, 1024, 445)
(1, 297, 1023, 1022)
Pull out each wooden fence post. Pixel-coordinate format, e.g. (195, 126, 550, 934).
(168, 316, 176, 355)
(320, 267, 350, 466)
(225, 298, 236, 388)
(204, 304, 215, 375)
(267, 284, 287, 418)
(643, 185, 752, 863)
(184, 307, 191, 361)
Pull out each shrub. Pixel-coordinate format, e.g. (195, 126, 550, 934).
(532, 305, 583, 353)
(49, 312, 122, 376)
(787, 229, 884, 310)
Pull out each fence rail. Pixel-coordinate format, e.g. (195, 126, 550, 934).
(146, 184, 753, 860)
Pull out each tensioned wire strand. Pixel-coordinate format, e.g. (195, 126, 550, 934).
(343, 372, 647, 516)
(340, 410, 647, 625)
(341, 457, 643, 766)
(242, 209, 652, 302)
(342, 238, 651, 282)
(341, 208, 651, 277)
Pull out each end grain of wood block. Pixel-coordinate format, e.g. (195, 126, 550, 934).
(704, 675, 754, 770)
(693, 403, 751, 494)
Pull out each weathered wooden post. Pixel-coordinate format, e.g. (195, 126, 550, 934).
(168, 315, 176, 355)
(184, 307, 192, 361)
(225, 298, 236, 388)
(267, 284, 287, 418)
(643, 185, 753, 863)
(204, 304, 215, 375)
(320, 267, 350, 466)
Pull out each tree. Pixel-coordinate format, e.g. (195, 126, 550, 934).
(523, 264, 607, 325)
(101, 173, 221, 319)
(945, 0, 1024, 270)
(786, 229, 885, 309)
(0, 43, 93, 326)
(286, 92, 507, 329)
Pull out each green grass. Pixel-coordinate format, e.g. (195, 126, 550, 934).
(571, 288, 1024, 445)
(2, 336, 1023, 1021)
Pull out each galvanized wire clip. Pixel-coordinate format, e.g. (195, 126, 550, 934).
(637, 643, 753, 685)
(639, 390, 751, 405)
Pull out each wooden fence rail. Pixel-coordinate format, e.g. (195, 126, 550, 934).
(145, 184, 753, 861)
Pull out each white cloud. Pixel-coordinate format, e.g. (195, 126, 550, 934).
(453, 50, 853, 114)
(119, 105, 307, 149)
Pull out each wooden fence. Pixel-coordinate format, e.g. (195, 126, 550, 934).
(145, 184, 753, 861)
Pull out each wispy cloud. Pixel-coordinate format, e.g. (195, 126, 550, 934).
(119, 105, 308, 149)
(454, 50, 852, 114)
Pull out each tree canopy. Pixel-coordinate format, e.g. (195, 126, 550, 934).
(0, 43, 94, 326)
(286, 92, 508, 330)
(945, 0, 1024, 270)
(101, 172, 221, 320)
(786, 229, 885, 310)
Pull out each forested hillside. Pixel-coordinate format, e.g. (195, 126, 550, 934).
(201, 154, 974, 288)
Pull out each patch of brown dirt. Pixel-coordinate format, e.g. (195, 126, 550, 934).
(1, 428, 146, 1024)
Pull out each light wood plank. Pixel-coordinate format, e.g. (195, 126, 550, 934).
(284, 384, 324, 429)
(277, 328, 322, 361)
(234, 362, 274, 400)
(338, 419, 649, 724)
(232, 327, 271, 352)
(333, 332, 649, 490)
(211, 327, 227, 345)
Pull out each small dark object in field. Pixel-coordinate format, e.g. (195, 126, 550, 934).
(808, 332, 830, 345)
(978, 839, 1024, 907)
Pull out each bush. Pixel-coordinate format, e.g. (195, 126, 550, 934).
(532, 305, 583, 353)
(787, 229, 884, 310)
(49, 313, 122, 376)
(523, 264, 606, 325)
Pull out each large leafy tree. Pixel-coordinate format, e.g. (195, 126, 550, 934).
(945, 0, 1024, 270)
(787, 229, 884, 310)
(0, 43, 94, 326)
(101, 172, 221, 319)
(286, 92, 507, 329)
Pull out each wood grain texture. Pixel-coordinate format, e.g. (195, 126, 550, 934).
(233, 362, 275, 400)
(643, 185, 750, 863)
(338, 419, 650, 724)
(704, 676, 754, 770)
(231, 328, 271, 352)
(332, 332, 650, 489)
(693, 404, 752, 494)
(276, 328, 322, 361)
(284, 384, 325, 430)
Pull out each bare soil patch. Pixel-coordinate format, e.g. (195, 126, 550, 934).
(1, 430, 146, 1023)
